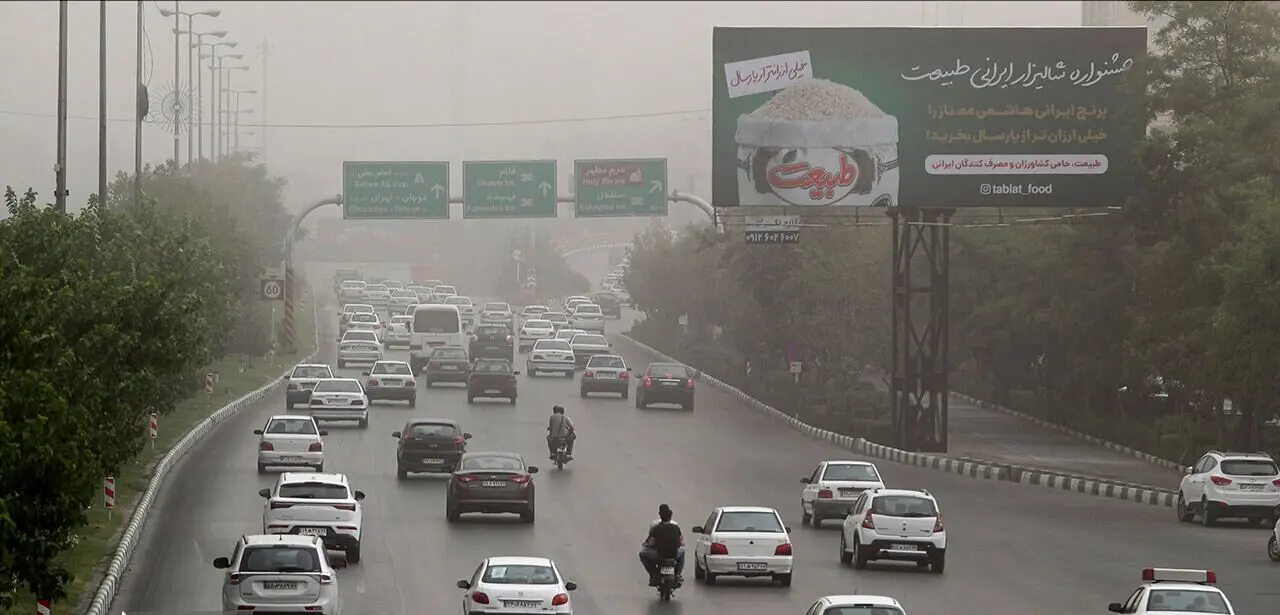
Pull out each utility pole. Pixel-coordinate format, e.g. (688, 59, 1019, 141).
(260, 39, 270, 164)
(210, 56, 220, 160)
(134, 0, 144, 203)
(55, 0, 69, 213)
(98, 0, 108, 207)
(171, 1, 180, 167)
(185, 15, 194, 165)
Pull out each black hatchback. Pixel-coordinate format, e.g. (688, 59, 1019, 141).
(424, 345, 471, 387)
(593, 293, 622, 319)
(469, 324, 514, 362)
(636, 362, 696, 411)
(392, 419, 473, 478)
(466, 359, 520, 404)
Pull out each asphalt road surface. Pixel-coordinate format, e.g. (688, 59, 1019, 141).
(112, 261, 1277, 615)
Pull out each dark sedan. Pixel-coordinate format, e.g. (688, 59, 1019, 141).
(424, 345, 471, 387)
(593, 293, 622, 319)
(469, 324, 515, 362)
(393, 419, 472, 479)
(446, 451, 538, 523)
(635, 362, 696, 411)
(466, 359, 520, 404)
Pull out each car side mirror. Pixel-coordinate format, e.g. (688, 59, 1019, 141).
(785, 526, 792, 533)
(456, 580, 471, 589)
(800, 477, 810, 484)
(463, 433, 473, 439)
(691, 526, 704, 534)
(258, 488, 271, 499)
(527, 466, 540, 474)
(328, 552, 348, 569)
(253, 429, 264, 435)
(513, 371, 521, 375)
(354, 490, 366, 500)
(362, 372, 370, 376)
(608, 343, 613, 347)
(564, 581, 578, 591)
(1108, 603, 1125, 613)
(847, 507, 857, 516)
(392, 431, 402, 439)
(318, 430, 328, 436)
(213, 557, 231, 569)
(1185, 466, 1194, 474)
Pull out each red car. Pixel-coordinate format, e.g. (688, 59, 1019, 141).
(446, 452, 539, 523)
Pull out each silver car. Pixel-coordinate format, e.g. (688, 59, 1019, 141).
(213, 534, 346, 615)
(569, 333, 611, 368)
(387, 289, 418, 315)
(307, 378, 370, 427)
(337, 330, 383, 368)
(255, 415, 327, 473)
(480, 301, 514, 326)
(526, 338, 575, 377)
(384, 315, 413, 348)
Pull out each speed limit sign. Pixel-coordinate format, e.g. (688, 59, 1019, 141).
(260, 277, 284, 301)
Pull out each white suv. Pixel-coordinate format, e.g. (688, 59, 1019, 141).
(213, 534, 346, 615)
(260, 472, 367, 563)
(800, 460, 886, 527)
(1177, 450, 1280, 526)
(840, 488, 946, 573)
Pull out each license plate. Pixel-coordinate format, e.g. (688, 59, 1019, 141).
(888, 543, 918, 551)
(503, 601, 540, 609)
(281, 456, 303, 462)
(661, 381, 678, 386)
(299, 527, 327, 536)
(659, 566, 675, 575)
(1241, 483, 1265, 491)
(441, 365, 457, 370)
(325, 398, 343, 405)
(839, 489, 861, 497)
(262, 581, 298, 590)
(381, 379, 401, 386)
(485, 389, 501, 394)
(481, 481, 506, 487)
(360, 345, 377, 351)
(736, 562, 768, 571)
(422, 458, 445, 464)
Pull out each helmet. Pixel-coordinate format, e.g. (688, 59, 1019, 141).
(553, 405, 565, 414)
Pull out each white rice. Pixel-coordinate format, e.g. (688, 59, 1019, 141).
(750, 78, 886, 121)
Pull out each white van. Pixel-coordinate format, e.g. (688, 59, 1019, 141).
(408, 304, 466, 373)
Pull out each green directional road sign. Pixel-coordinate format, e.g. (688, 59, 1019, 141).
(342, 161, 450, 220)
(462, 160, 558, 219)
(574, 158, 669, 217)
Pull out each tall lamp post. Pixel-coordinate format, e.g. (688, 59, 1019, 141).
(177, 28, 226, 164)
(219, 65, 251, 157)
(160, 6, 220, 167)
(196, 41, 236, 160)
(207, 51, 242, 160)
(230, 89, 257, 154)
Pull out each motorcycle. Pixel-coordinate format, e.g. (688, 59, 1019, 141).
(552, 437, 570, 470)
(656, 557, 680, 601)
(1270, 506, 1280, 562)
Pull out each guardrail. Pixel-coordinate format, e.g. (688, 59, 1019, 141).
(84, 290, 322, 615)
(559, 241, 629, 258)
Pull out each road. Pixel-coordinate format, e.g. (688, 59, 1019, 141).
(113, 260, 1278, 615)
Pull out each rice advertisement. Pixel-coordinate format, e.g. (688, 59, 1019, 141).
(711, 27, 1147, 208)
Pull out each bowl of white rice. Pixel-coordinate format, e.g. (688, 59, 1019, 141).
(735, 79, 900, 207)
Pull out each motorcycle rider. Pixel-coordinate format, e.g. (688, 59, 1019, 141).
(546, 405, 576, 460)
(640, 504, 684, 586)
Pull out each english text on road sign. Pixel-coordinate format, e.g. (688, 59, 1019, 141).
(104, 477, 116, 509)
(343, 161, 451, 220)
(463, 161, 558, 219)
(260, 277, 284, 301)
(574, 158, 669, 217)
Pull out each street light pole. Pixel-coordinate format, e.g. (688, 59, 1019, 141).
(162, 8, 220, 164)
(230, 89, 256, 155)
(98, 0, 107, 206)
(134, 0, 144, 204)
(170, 2, 179, 167)
(221, 66, 250, 157)
(55, 0, 69, 213)
(197, 41, 235, 161)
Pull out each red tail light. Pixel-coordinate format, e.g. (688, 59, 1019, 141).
(308, 442, 323, 452)
(932, 514, 945, 532)
(583, 370, 594, 378)
(366, 379, 379, 388)
(270, 502, 293, 509)
(620, 371, 629, 380)
(817, 489, 833, 499)
(333, 503, 357, 511)
(287, 383, 298, 390)
(260, 442, 274, 451)
(471, 591, 490, 604)
(455, 436, 466, 449)
(351, 399, 364, 406)
(510, 473, 532, 484)
(644, 376, 653, 387)
(551, 593, 569, 606)
(709, 542, 728, 555)
(861, 510, 875, 529)
(686, 378, 695, 389)
(455, 474, 478, 483)
(774, 543, 792, 556)
(1273, 479, 1280, 487)
(1210, 476, 1232, 486)
(228, 573, 245, 585)
(405, 380, 416, 387)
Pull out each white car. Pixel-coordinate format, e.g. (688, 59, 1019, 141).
(520, 305, 550, 322)
(337, 330, 383, 368)
(432, 284, 458, 298)
(444, 295, 477, 326)
(407, 285, 433, 302)
(518, 319, 556, 352)
(526, 339, 575, 377)
(456, 556, 578, 615)
(568, 333, 610, 369)
(286, 363, 334, 409)
(1108, 568, 1234, 615)
(307, 378, 369, 428)
(554, 328, 586, 342)
(339, 304, 375, 333)
(1177, 450, 1280, 526)
(384, 315, 413, 348)
(383, 280, 404, 290)
(256, 415, 327, 474)
(568, 304, 605, 332)
(564, 298, 591, 314)
(841, 488, 946, 573)
(361, 283, 391, 308)
(343, 312, 383, 340)
(213, 534, 346, 615)
(338, 280, 366, 301)
(542, 312, 569, 331)
(692, 506, 793, 586)
(259, 472, 367, 563)
(800, 460, 886, 527)
(804, 595, 907, 615)
(388, 289, 418, 315)
(481, 301, 514, 326)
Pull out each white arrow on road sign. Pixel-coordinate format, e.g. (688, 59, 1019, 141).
(431, 184, 444, 198)
(650, 180, 663, 194)
(413, 172, 425, 183)
(260, 278, 284, 301)
(538, 181, 551, 196)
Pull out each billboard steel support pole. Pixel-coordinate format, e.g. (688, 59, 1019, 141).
(281, 194, 344, 354)
(889, 207, 952, 453)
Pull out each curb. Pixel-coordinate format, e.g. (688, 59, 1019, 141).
(617, 334, 1176, 508)
(85, 290, 321, 615)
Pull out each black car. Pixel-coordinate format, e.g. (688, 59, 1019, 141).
(469, 324, 514, 362)
(393, 419, 472, 479)
(424, 345, 471, 387)
(466, 359, 520, 404)
(362, 360, 417, 406)
(635, 362, 696, 411)
(446, 451, 538, 523)
(593, 293, 622, 319)
(580, 354, 630, 398)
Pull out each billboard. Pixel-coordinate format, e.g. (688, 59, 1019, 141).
(711, 27, 1147, 208)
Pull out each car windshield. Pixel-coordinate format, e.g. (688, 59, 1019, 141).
(277, 482, 349, 500)
(649, 364, 690, 378)
(524, 306, 549, 314)
(365, 284, 388, 293)
(445, 297, 471, 305)
(1220, 459, 1279, 476)
(1146, 589, 1230, 614)
(534, 340, 571, 351)
(346, 305, 374, 314)
(476, 326, 508, 337)
(716, 511, 785, 533)
(484, 303, 510, 311)
(556, 330, 581, 340)
(588, 356, 625, 369)
(265, 419, 318, 435)
(315, 380, 362, 394)
(482, 564, 558, 585)
(393, 290, 416, 298)
(576, 305, 601, 314)
(825, 608, 905, 615)
(392, 316, 413, 325)
(435, 286, 456, 294)
(823, 464, 881, 482)
(409, 423, 458, 438)
(432, 347, 468, 360)
(343, 331, 378, 343)
(869, 496, 938, 517)
(351, 313, 378, 323)
(524, 320, 552, 329)
(372, 363, 412, 375)
(239, 546, 322, 573)
(291, 366, 332, 379)
(460, 455, 525, 471)
(341, 281, 363, 288)
(473, 361, 512, 374)
(571, 334, 606, 346)
(544, 313, 567, 323)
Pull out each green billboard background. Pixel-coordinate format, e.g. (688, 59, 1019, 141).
(711, 27, 1147, 209)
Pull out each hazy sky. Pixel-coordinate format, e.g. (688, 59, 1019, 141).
(0, 0, 1082, 226)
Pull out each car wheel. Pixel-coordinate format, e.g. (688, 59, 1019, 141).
(579, 388, 588, 399)
(685, 399, 695, 412)
(520, 506, 535, 524)
(285, 401, 293, 410)
(256, 462, 267, 474)
(358, 417, 369, 428)
(467, 395, 475, 404)
(704, 558, 718, 585)
(801, 505, 812, 527)
(621, 389, 628, 399)
(408, 396, 416, 408)
(337, 360, 346, 368)
(930, 552, 946, 573)
(694, 559, 705, 580)
(839, 530, 853, 564)
(346, 544, 361, 564)
(314, 463, 324, 472)
(1269, 535, 1280, 561)
(397, 466, 407, 481)
(510, 395, 517, 405)
(775, 573, 792, 587)
(1200, 497, 1216, 527)
(852, 534, 869, 569)
(636, 396, 645, 409)
(811, 512, 822, 528)
(424, 379, 433, 388)
(1177, 493, 1195, 523)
